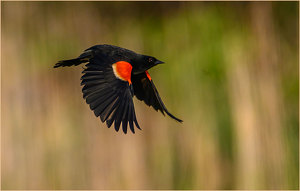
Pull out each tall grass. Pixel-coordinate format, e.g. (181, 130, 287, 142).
(2, 1, 298, 189)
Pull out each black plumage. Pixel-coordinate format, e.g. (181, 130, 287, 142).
(54, 44, 182, 133)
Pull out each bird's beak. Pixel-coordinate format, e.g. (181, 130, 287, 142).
(155, 60, 164, 65)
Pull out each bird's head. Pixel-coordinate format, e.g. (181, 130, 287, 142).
(132, 55, 164, 74)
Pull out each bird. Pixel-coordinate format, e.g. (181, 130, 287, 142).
(54, 44, 182, 133)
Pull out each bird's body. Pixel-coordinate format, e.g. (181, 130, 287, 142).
(54, 44, 182, 133)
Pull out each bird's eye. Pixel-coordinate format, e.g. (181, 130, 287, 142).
(148, 58, 153, 63)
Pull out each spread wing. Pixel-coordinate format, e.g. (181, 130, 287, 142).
(132, 72, 183, 122)
(81, 50, 140, 134)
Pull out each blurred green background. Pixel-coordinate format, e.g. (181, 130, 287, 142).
(1, 1, 299, 190)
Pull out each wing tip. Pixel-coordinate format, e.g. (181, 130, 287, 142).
(175, 118, 183, 123)
(165, 110, 183, 123)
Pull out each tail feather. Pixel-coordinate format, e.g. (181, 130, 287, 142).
(54, 50, 93, 68)
(54, 58, 83, 68)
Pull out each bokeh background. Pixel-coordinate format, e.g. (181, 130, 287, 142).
(1, 1, 299, 190)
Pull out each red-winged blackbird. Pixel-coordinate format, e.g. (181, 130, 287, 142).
(54, 44, 182, 133)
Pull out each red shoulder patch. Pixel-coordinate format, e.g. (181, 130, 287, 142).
(145, 70, 152, 81)
(112, 61, 132, 84)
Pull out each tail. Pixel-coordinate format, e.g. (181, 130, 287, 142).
(54, 50, 93, 68)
